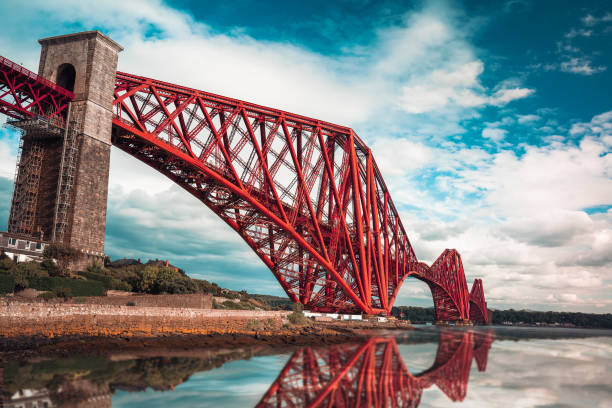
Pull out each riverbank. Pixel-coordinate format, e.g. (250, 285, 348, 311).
(0, 301, 412, 360)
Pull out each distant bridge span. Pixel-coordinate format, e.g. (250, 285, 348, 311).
(0, 32, 489, 318)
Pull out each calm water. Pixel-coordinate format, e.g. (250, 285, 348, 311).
(2, 326, 612, 407)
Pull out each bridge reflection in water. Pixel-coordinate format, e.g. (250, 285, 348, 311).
(1, 330, 494, 407)
(257, 330, 494, 408)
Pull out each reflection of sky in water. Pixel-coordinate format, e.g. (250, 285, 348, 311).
(421, 336, 612, 408)
(112, 354, 292, 408)
(397, 343, 439, 373)
(49, 330, 612, 407)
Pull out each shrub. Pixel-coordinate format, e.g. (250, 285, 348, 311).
(221, 300, 255, 310)
(195, 279, 222, 296)
(79, 270, 111, 283)
(28, 276, 104, 297)
(129, 266, 199, 295)
(0, 254, 15, 271)
(126, 301, 136, 306)
(37, 291, 56, 301)
(43, 243, 83, 275)
(288, 312, 309, 325)
(11, 261, 49, 290)
(79, 271, 132, 292)
(11, 267, 29, 291)
(287, 302, 309, 325)
(0, 274, 15, 294)
(86, 261, 105, 275)
(223, 290, 240, 299)
(41, 258, 60, 277)
(110, 279, 132, 291)
(53, 286, 72, 299)
(154, 267, 197, 294)
(134, 266, 157, 293)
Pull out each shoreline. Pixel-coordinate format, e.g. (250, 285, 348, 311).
(0, 326, 366, 362)
(0, 301, 413, 361)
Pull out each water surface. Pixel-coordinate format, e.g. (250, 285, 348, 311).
(2, 326, 611, 407)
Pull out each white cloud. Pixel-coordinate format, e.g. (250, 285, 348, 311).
(482, 127, 507, 142)
(459, 137, 612, 217)
(560, 57, 607, 75)
(398, 61, 533, 114)
(0, 128, 19, 179)
(543, 13, 610, 77)
(570, 110, 612, 144)
(564, 28, 593, 38)
(517, 114, 541, 124)
(489, 87, 534, 105)
(371, 138, 435, 175)
(581, 12, 612, 27)
(392, 111, 612, 311)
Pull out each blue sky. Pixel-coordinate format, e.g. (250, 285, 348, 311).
(0, 0, 610, 312)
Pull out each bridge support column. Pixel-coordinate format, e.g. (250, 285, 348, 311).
(8, 31, 122, 270)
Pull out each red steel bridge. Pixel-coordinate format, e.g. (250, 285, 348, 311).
(0, 54, 488, 320)
(257, 330, 495, 407)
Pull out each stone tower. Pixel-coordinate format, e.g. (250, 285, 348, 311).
(7, 31, 122, 268)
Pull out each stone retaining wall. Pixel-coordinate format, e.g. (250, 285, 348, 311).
(0, 302, 290, 338)
(79, 293, 213, 309)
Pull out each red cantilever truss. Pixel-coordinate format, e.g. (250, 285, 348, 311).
(392, 249, 471, 321)
(110, 71, 488, 316)
(0, 56, 73, 127)
(0, 53, 489, 317)
(469, 279, 489, 324)
(111, 71, 417, 314)
(256, 331, 494, 407)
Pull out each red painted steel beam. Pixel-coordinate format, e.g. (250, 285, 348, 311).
(0, 55, 73, 127)
(110, 70, 485, 316)
(0, 52, 490, 316)
(469, 278, 489, 324)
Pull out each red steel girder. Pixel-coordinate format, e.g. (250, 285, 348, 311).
(390, 250, 471, 322)
(426, 250, 471, 322)
(112, 71, 417, 315)
(0, 56, 73, 127)
(111, 70, 486, 317)
(0, 52, 489, 317)
(469, 278, 489, 324)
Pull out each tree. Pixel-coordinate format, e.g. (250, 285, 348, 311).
(135, 266, 157, 293)
(41, 257, 60, 276)
(11, 262, 48, 291)
(43, 243, 83, 275)
(11, 267, 29, 291)
(0, 253, 15, 271)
